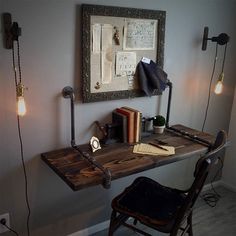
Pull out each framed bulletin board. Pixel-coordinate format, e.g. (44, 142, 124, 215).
(82, 4, 166, 103)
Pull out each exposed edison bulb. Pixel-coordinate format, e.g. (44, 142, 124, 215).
(214, 73, 224, 95)
(17, 96, 26, 116)
(16, 83, 26, 116)
(214, 80, 223, 95)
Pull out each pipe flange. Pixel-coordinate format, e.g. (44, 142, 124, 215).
(62, 86, 74, 98)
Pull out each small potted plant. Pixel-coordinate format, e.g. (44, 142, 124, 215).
(153, 115, 166, 134)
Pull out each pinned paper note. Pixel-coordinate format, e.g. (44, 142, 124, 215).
(133, 143, 175, 156)
(123, 19, 157, 50)
(101, 24, 113, 84)
(115, 51, 136, 76)
(92, 24, 101, 53)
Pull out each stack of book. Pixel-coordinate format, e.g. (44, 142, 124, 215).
(112, 107, 142, 144)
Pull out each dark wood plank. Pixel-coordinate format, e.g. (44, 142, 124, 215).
(41, 125, 215, 191)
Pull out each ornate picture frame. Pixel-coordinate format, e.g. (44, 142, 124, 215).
(82, 4, 166, 103)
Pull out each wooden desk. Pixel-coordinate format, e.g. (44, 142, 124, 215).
(41, 125, 214, 191)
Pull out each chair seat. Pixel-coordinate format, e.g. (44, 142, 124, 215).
(109, 131, 227, 236)
(112, 177, 186, 229)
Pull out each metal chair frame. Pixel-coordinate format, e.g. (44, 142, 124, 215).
(108, 130, 227, 236)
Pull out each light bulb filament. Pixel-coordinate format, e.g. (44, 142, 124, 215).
(16, 83, 26, 116)
(17, 96, 26, 116)
(214, 73, 224, 95)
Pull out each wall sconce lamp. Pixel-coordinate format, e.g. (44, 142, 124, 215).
(3, 13, 27, 116)
(2, 14, 31, 236)
(202, 26, 230, 95)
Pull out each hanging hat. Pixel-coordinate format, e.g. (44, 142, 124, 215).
(137, 59, 168, 96)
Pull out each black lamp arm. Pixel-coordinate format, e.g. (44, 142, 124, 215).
(2, 13, 22, 49)
(62, 86, 111, 189)
(202, 26, 230, 51)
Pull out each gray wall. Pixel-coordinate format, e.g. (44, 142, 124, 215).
(223, 89, 236, 190)
(0, 0, 236, 235)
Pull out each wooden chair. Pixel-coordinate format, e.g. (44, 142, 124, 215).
(108, 130, 227, 236)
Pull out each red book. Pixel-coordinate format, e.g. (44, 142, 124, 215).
(116, 108, 135, 143)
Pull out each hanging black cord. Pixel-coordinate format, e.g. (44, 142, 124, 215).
(12, 42, 17, 87)
(0, 219, 19, 236)
(220, 43, 228, 73)
(201, 158, 223, 207)
(16, 40, 22, 83)
(3, 224, 19, 236)
(201, 43, 218, 132)
(12, 40, 31, 236)
(17, 115, 31, 236)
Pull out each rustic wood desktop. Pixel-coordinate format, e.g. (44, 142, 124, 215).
(41, 125, 215, 191)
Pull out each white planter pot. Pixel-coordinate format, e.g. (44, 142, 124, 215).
(153, 125, 165, 134)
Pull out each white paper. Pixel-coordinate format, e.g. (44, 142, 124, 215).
(128, 76, 134, 90)
(133, 143, 175, 156)
(101, 24, 113, 84)
(92, 24, 101, 53)
(115, 51, 136, 76)
(124, 19, 157, 50)
(141, 57, 151, 64)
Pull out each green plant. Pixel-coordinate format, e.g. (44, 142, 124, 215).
(153, 115, 166, 126)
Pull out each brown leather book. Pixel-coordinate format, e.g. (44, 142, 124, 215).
(122, 106, 141, 143)
(116, 107, 135, 143)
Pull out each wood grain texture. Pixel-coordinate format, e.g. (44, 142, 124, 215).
(41, 125, 215, 191)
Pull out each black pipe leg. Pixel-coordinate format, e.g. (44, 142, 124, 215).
(187, 213, 193, 236)
(108, 210, 117, 236)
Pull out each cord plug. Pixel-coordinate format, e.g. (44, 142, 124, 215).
(0, 216, 19, 235)
(0, 218, 7, 225)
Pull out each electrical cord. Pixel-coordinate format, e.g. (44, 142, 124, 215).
(201, 36, 229, 207)
(17, 115, 31, 236)
(202, 43, 218, 132)
(12, 39, 31, 236)
(201, 157, 223, 207)
(220, 43, 228, 74)
(0, 218, 19, 236)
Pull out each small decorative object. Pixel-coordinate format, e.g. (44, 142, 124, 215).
(113, 26, 120, 45)
(153, 115, 166, 134)
(95, 121, 121, 144)
(90, 136, 101, 152)
(94, 82, 101, 90)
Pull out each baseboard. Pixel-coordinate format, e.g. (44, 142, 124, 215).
(202, 180, 236, 193)
(67, 220, 110, 236)
(202, 180, 222, 192)
(220, 180, 236, 192)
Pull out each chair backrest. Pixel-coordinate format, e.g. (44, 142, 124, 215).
(173, 130, 227, 230)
